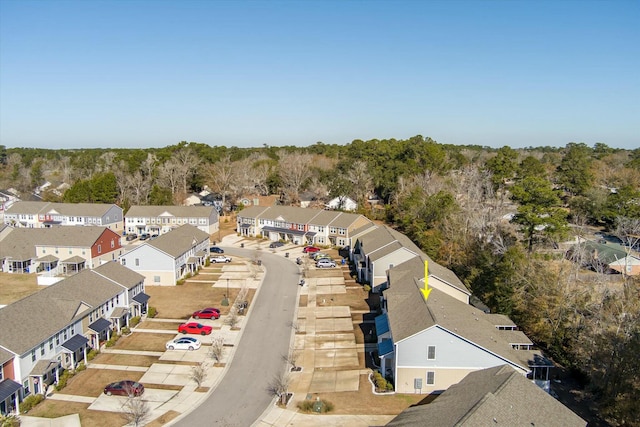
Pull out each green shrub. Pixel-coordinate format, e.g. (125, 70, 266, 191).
(76, 362, 86, 372)
(19, 393, 44, 413)
(105, 335, 118, 347)
(0, 414, 21, 427)
(296, 398, 334, 413)
(148, 306, 157, 318)
(54, 369, 75, 391)
(87, 349, 99, 361)
(176, 279, 185, 286)
(130, 316, 141, 327)
(121, 326, 131, 335)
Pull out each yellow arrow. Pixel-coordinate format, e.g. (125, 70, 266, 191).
(420, 259, 431, 301)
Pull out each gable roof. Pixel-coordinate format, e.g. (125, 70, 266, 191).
(387, 365, 586, 427)
(0, 226, 116, 260)
(5, 201, 119, 217)
(385, 257, 531, 370)
(125, 205, 218, 219)
(0, 262, 139, 355)
(237, 205, 373, 230)
(146, 224, 210, 257)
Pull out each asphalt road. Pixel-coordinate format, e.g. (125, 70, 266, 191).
(173, 247, 302, 427)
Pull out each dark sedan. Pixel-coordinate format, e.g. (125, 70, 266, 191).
(269, 241, 285, 248)
(104, 380, 144, 397)
(210, 246, 224, 253)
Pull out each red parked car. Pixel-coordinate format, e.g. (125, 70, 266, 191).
(104, 380, 144, 397)
(193, 307, 220, 320)
(178, 322, 213, 335)
(303, 246, 320, 253)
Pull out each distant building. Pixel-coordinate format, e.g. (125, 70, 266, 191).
(124, 205, 219, 236)
(3, 201, 123, 231)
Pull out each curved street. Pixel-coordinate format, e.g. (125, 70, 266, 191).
(173, 247, 302, 427)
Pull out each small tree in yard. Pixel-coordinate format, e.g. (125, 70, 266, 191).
(209, 335, 225, 363)
(268, 370, 291, 406)
(282, 347, 301, 371)
(226, 307, 240, 329)
(190, 362, 208, 387)
(121, 396, 150, 427)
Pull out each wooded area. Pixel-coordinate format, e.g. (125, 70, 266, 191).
(1, 138, 639, 425)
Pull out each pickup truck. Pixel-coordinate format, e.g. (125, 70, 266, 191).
(210, 255, 232, 263)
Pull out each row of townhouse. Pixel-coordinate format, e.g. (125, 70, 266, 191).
(119, 224, 211, 286)
(0, 262, 149, 415)
(236, 205, 374, 247)
(4, 202, 220, 238)
(0, 226, 124, 278)
(3, 202, 123, 231)
(0, 222, 212, 287)
(124, 205, 219, 236)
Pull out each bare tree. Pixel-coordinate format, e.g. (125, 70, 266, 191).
(278, 152, 313, 204)
(121, 396, 151, 427)
(347, 160, 373, 206)
(174, 147, 201, 196)
(225, 307, 240, 329)
(157, 158, 181, 201)
(282, 347, 300, 371)
(209, 335, 225, 363)
(267, 370, 292, 406)
(190, 361, 208, 387)
(207, 155, 236, 214)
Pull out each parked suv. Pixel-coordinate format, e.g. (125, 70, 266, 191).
(316, 258, 336, 268)
(210, 255, 232, 263)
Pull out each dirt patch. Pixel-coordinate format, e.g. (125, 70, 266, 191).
(146, 282, 256, 319)
(57, 368, 143, 397)
(137, 320, 183, 330)
(115, 333, 170, 352)
(311, 374, 425, 415)
(27, 401, 123, 427)
(91, 353, 159, 367)
(0, 272, 42, 305)
(146, 410, 181, 427)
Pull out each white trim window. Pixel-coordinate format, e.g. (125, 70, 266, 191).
(427, 345, 436, 360)
(426, 371, 435, 385)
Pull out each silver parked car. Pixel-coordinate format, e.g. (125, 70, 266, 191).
(316, 258, 336, 268)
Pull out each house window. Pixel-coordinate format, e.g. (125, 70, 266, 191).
(31, 350, 36, 362)
(69, 249, 72, 254)
(154, 276, 160, 283)
(98, 244, 102, 254)
(111, 240, 115, 248)
(427, 345, 436, 360)
(135, 258, 140, 267)
(40, 343, 45, 356)
(122, 259, 127, 266)
(49, 339, 53, 350)
(55, 334, 60, 345)
(339, 228, 346, 235)
(23, 380, 30, 396)
(426, 371, 435, 385)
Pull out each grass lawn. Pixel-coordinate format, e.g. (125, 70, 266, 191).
(137, 320, 183, 330)
(146, 282, 255, 319)
(0, 272, 42, 305)
(317, 375, 427, 415)
(115, 333, 171, 352)
(27, 401, 124, 427)
(57, 368, 143, 397)
(91, 352, 160, 367)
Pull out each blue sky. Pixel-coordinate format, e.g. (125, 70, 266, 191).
(1, 0, 638, 150)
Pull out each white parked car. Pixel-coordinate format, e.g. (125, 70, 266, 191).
(210, 255, 232, 263)
(316, 258, 336, 268)
(166, 336, 201, 351)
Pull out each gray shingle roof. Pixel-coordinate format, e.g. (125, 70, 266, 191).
(126, 205, 218, 219)
(386, 257, 530, 370)
(237, 206, 373, 230)
(386, 365, 586, 427)
(147, 224, 210, 257)
(0, 226, 114, 260)
(0, 262, 139, 355)
(6, 201, 119, 217)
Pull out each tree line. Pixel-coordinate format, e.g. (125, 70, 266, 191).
(1, 138, 639, 425)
